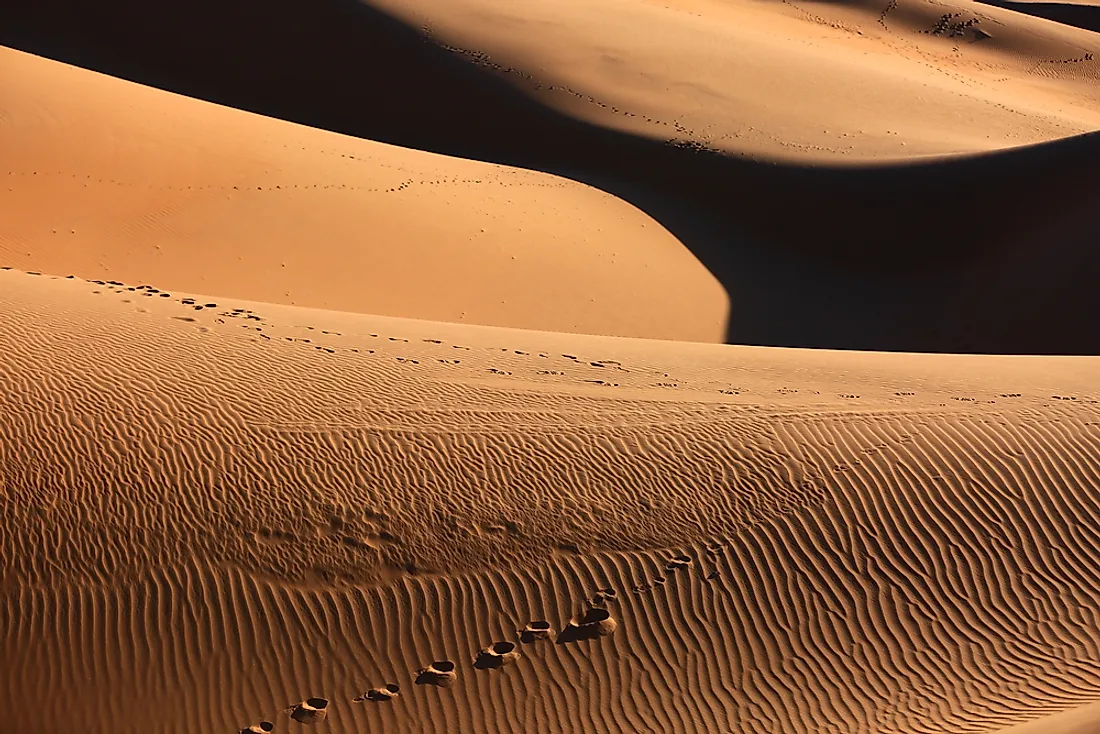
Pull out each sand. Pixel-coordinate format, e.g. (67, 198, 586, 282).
(2, 270, 1099, 733)
(4, 1, 1100, 351)
(2, 0, 1100, 732)
(0, 47, 726, 342)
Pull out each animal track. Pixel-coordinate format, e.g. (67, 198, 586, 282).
(926, 13, 983, 39)
(415, 660, 458, 687)
(474, 641, 521, 670)
(588, 587, 617, 606)
(519, 621, 553, 643)
(240, 722, 274, 734)
(557, 608, 618, 643)
(286, 698, 329, 724)
(354, 684, 400, 703)
(665, 554, 693, 572)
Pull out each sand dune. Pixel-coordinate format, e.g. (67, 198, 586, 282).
(2, 0, 1099, 730)
(2, 269, 1098, 733)
(0, 46, 726, 342)
(3, 1, 1100, 351)
(8, 0, 1100, 160)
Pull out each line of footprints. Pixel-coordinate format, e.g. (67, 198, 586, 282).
(240, 554, 701, 732)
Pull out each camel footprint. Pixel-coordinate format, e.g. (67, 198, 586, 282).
(354, 683, 400, 703)
(285, 698, 329, 724)
(415, 660, 458, 687)
(474, 641, 521, 670)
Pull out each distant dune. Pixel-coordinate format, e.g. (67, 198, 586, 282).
(3, 0, 1100, 351)
(2, 269, 1098, 733)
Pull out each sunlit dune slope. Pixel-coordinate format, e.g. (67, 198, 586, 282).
(378, 0, 1100, 159)
(0, 47, 727, 342)
(8, 0, 1100, 161)
(2, 268, 1099, 733)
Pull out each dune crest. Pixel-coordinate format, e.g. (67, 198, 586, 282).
(0, 46, 727, 342)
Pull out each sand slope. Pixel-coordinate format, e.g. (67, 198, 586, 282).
(4, 1, 1100, 352)
(8, 0, 1100, 161)
(2, 268, 1098, 733)
(0, 47, 726, 342)
(378, 0, 1100, 159)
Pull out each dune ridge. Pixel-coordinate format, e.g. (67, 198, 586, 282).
(3, 0, 1100, 351)
(0, 46, 726, 343)
(2, 269, 1098, 733)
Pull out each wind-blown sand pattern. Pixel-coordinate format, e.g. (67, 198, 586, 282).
(2, 0, 1100, 731)
(1, 270, 1098, 733)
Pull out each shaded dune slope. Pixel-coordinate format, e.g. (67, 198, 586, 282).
(2, 0, 1100, 352)
(977, 0, 1100, 33)
(2, 270, 1099, 733)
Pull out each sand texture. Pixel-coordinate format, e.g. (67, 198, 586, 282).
(2, 0, 1100, 731)
(1, 270, 1099, 733)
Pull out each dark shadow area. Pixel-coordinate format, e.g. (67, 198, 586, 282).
(976, 0, 1100, 32)
(2, 0, 1098, 354)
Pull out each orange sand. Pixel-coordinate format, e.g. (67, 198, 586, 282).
(1, 0, 1099, 732)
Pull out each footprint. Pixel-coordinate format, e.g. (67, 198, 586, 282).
(415, 660, 458, 687)
(286, 698, 329, 724)
(354, 684, 400, 703)
(473, 641, 521, 670)
(239, 723, 274, 734)
(588, 587, 617, 606)
(519, 621, 553, 643)
(557, 608, 617, 643)
(665, 554, 693, 572)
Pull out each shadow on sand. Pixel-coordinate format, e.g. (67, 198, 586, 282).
(3, 0, 1099, 353)
(977, 0, 1100, 33)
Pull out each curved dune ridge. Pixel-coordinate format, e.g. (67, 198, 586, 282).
(0, 46, 727, 342)
(1, 270, 1099, 733)
(3, 0, 1100, 351)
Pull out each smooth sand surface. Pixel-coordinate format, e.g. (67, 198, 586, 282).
(1, 269, 1099, 733)
(0, 47, 726, 342)
(2, 0, 1099, 731)
(377, 0, 1100, 159)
